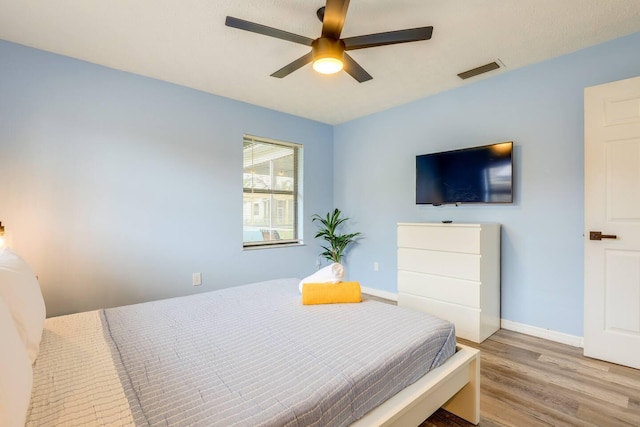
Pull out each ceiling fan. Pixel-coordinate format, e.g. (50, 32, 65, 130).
(225, 0, 433, 83)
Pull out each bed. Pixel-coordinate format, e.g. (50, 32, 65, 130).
(1, 248, 480, 426)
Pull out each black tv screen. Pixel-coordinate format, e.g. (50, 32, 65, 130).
(416, 141, 513, 205)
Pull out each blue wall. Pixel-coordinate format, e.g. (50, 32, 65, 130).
(333, 31, 640, 337)
(2, 32, 639, 334)
(0, 40, 334, 317)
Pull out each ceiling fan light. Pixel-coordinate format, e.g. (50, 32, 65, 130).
(312, 38, 345, 75)
(313, 57, 343, 74)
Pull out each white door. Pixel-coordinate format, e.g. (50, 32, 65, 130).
(584, 75, 640, 369)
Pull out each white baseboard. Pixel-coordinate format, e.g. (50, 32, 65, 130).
(500, 319, 584, 348)
(361, 286, 398, 302)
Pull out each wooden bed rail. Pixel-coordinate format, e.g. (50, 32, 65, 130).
(352, 343, 480, 426)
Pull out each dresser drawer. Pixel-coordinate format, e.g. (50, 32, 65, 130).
(398, 293, 482, 342)
(397, 222, 500, 343)
(398, 247, 481, 281)
(398, 224, 481, 254)
(398, 270, 481, 308)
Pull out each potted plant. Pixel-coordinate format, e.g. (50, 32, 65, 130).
(312, 208, 362, 264)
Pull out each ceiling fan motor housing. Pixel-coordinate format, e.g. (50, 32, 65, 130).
(312, 37, 345, 62)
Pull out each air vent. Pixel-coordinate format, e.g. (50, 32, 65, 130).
(457, 61, 500, 80)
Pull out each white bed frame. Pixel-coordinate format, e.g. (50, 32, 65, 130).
(352, 343, 480, 426)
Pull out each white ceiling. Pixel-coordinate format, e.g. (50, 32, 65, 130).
(1, 1, 639, 125)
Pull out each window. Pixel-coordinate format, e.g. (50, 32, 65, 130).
(243, 135, 301, 247)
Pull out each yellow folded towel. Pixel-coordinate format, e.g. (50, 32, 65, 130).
(301, 282, 362, 305)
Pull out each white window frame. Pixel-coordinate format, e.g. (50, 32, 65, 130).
(243, 134, 302, 248)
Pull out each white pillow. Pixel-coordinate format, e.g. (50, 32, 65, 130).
(0, 297, 33, 427)
(0, 247, 46, 364)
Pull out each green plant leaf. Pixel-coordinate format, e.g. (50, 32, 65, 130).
(311, 208, 362, 264)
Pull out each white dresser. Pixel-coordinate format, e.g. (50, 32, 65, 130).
(397, 222, 501, 343)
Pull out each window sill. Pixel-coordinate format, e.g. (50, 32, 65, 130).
(243, 242, 306, 251)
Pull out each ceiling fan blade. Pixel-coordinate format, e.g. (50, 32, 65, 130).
(270, 52, 314, 78)
(342, 53, 372, 83)
(321, 0, 350, 39)
(226, 16, 314, 46)
(344, 26, 433, 51)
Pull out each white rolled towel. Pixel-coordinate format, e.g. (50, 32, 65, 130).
(299, 263, 345, 293)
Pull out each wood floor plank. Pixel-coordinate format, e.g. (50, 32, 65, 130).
(481, 365, 582, 420)
(538, 353, 640, 396)
(484, 351, 629, 407)
(536, 353, 610, 373)
(478, 393, 565, 427)
(576, 404, 640, 427)
(609, 363, 640, 382)
(418, 329, 640, 426)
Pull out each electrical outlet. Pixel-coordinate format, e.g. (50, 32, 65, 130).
(192, 272, 202, 286)
(373, 262, 379, 272)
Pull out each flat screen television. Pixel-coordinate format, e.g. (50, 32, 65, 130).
(416, 141, 513, 205)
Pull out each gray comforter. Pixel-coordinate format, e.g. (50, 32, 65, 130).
(103, 278, 456, 426)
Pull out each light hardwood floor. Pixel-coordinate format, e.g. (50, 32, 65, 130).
(423, 329, 640, 426)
